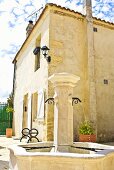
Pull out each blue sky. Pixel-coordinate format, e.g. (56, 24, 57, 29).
(0, 0, 114, 102)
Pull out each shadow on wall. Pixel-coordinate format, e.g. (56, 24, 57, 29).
(73, 102, 85, 142)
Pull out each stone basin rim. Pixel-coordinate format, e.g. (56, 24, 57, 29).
(8, 142, 114, 159)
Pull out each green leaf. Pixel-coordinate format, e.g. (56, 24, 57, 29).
(79, 121, 94, 135)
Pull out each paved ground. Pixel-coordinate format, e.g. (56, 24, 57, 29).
(0, 136, 25, 170)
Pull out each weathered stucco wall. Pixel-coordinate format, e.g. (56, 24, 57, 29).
(94, 21, 114, 142)
(13, 10, 50, 139)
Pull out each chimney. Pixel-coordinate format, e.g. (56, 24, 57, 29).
(26, 20, 34, 37)
(83, 0, 92, 19)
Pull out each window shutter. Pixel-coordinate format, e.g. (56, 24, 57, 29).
(27, 94, 32, 129)
(37, 89, 44, 119)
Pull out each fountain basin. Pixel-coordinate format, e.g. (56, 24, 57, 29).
(9, 142, 114, 170)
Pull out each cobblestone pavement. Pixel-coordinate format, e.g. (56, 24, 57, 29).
(0, 136, 25, 170)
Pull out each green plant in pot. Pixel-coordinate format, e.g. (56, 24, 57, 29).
(79, 121, 96, 142)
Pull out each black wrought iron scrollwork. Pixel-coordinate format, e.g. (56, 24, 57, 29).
(45, 98, 54, 104)
(72, 97, 81, 106)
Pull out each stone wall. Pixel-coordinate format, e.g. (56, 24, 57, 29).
(93, 20, 114, 142)
(47, 6, 86, 141)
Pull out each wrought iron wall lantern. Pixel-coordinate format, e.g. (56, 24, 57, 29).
(72, 97, 81, 106)
(45, 98, 54, 104)
(33, 45, 51, 63)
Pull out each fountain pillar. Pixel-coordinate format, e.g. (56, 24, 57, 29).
(49, 73, 80, 152)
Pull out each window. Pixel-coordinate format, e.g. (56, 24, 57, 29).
(31, 89, 45, 121)
(34, 50, 40, 71)
(104, 79, 108, 84)
(31, 92, 38, 121)
(22, 93, 28, 128)
(34, 35, 41, 71)
(93, 27, 97, 32)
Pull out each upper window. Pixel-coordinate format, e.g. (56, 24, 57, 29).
(104, 79, 108, 85)
(93, 27, 98, 32)
(34, 35, 41, 72)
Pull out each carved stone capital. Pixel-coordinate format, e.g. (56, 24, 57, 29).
(49, 72, 80, 88)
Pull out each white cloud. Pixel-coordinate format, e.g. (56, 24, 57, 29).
(12, 7, 24, 16)
(32, 0, 46, 7)
(47, 0, 67, 7)
(24, 5, 36, 14)
(0, 0, 18, 12)
(0, 56, 13, 102)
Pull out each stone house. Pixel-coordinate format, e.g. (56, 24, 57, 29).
(13, 1, 114, 142)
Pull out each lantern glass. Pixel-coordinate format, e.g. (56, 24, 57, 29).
(41, 46, 50, 57)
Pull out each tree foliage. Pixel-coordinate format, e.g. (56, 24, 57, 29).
(6, 92, 14, 113)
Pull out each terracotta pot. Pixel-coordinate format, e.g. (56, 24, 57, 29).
(6, 128, 12, 138)
(79, 134, 96, 142)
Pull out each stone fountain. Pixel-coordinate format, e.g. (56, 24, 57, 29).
(49, 72, 80, 152)
(9, 73, 114, 170)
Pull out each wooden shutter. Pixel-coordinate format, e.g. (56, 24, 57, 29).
(37, 89, 44, 119)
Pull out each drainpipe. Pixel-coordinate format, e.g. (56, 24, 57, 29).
(83, 0, 97, 134)
(12, 60, 17, 136)
(12, 60, 17, 103)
